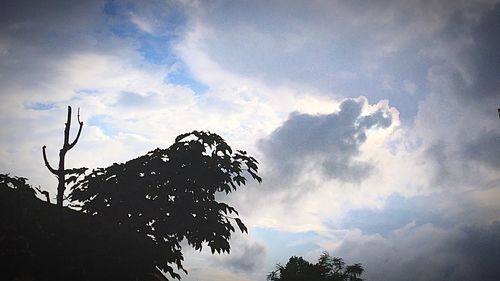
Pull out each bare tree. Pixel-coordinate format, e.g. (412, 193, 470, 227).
(42, 106, 83, 207)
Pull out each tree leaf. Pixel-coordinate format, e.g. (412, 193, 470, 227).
(235, 217, 248, 233)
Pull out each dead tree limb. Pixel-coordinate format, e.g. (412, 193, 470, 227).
(41, 106, 84, 207)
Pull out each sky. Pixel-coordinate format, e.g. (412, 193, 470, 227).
(1, 0, 499, 280)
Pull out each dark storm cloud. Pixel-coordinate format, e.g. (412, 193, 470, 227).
(437, 3, 500, 104)
(336, 221, 500, 281)
(424, 2, 500, 107)
(259, 98, 393, 184)
(420, 3, 500, 186)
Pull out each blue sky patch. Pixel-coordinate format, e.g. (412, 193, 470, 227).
(339, 193, 449, 236)
(253, 227, 320, 264)
(88, 114, 118, 137)
(75, 88, 101, 95)
(24, 102, 56, 111)
(167, 67, 208, 95)
(102, 0, 186, 65)
(137, 35, 177, 65)
(115, 91, 156, 108)
(101, 0, 206, 94)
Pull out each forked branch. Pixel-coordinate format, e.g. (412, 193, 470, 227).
(41, 106, 84, 207)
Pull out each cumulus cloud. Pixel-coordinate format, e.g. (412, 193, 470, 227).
(222, 97, 406, 234)
(259, 97, 394, 184)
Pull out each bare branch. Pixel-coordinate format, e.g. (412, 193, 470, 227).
(68, 107, 83, 150)
(77, 107, 82, 124)
(42, 145, 58, 175)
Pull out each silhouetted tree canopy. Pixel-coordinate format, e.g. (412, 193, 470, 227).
(68, 130, 262, 279)
(267, 252, 364, 281)
(1, 131, 261, 281)
(1, 173, 164, 281)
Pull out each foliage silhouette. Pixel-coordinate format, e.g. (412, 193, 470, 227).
(68, 130, 262, 279)
(267, 252, 364, 281)
(0, 173, 36, 197)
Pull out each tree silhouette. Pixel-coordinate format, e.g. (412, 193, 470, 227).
(3, 105, 263, 279)
(267, 252, 364, 281)
(68, 130, 262, 279)
(1, 173, 177, 281)
(42, 106, 86, 207)
(2, 129, 261, 280)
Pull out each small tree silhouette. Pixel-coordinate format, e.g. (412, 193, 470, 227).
(267, 252, 364, 281)
(42, 106, 85, 207)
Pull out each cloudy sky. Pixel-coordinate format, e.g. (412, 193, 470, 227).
(1, 0, 500, 280)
